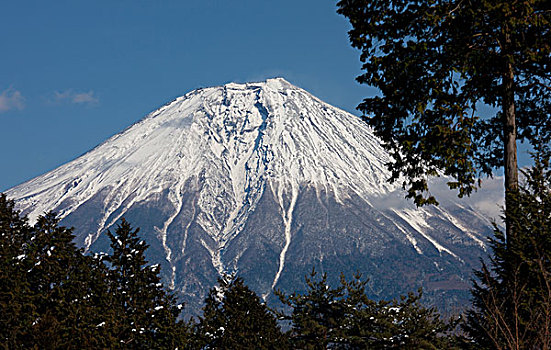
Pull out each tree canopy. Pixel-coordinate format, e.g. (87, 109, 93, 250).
(106, 219, 188, 348)
(465, 152, 551, 348)
(337, 0, 551, 210)
(0, 195, 189, 349)
(195, 275, 288, 349)
(277, 269, 459, 349)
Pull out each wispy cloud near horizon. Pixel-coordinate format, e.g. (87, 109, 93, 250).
(0, 87, 25, 113)
(51, 89, 99, 106)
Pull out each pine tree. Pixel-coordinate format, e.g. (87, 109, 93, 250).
(0, 199, 188, 348)
(25, 213, 96, 348)
(278, 269, 459, 349)
(0, 194, 35, 348)
(343, 278, 457, 349)
(276, 269, 349, 349)
(196, 275, 288, 349)
(0, 196, 116, 348)
(106, 218, 188, 349)
(464, 151, 551, 349)
(367, 292, 459, 349)
(337, 0, 551, 242)
(26, 213, 125, 348)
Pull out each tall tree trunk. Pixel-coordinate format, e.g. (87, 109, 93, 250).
(503, 60, 519, 243)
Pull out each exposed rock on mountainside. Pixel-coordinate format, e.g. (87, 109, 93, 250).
(7, 78, 493, 314)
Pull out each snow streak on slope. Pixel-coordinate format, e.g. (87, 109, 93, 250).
(392, 208, 460, 260)
(270, 182, 298, 295)
(7, 78, 397, 277)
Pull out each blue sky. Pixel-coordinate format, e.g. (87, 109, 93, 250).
(0, 0, 382, 191)
(1, 1, 529, 194)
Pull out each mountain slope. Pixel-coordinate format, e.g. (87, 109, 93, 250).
(7, 78, 493, 313)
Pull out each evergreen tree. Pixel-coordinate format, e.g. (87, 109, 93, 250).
(25, 213, 104, 348)
(1, 198, 188, 348)
(0, 196, 116, 348)
(106, 218, 188, 349)
(344, 280, 458, 349)
(195, 275, 288, 349)
(337, 0, 551, 240)
(364, 292, 459, 349)
(278, 269, 459, 349)
(464, 152, 551, 349)
(276, 269, 349, 349)
(0, 194, 35, 348)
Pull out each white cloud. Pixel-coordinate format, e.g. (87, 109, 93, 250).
(430, 175, 505, 222)
(0, 87, 25, 113)
(52, 89, 99, 106)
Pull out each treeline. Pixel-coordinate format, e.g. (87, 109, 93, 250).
(0, 193, 455, 349)
(1, 160, 550, 349)
(0, 198, 185, 349)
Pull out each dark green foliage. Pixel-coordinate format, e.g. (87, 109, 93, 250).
(276, 269, 350, 349)
(0, 196, 188, 349)
(277, 269, 459, 349)
(105, 219, 189, 348)
(337, 3, 551, 346)
(25, 213, 105, 348)
(464, 154, 551, 349)
(337, 0, 551, 205)
(0, 194, 35, 348)
(12, 191, 542, 348)
(195, 276, 288, 349)
(0, 195, 116, 348)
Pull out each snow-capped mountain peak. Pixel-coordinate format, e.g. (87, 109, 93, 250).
(9, 78, 393, 248)
(7, 78, 492, 314)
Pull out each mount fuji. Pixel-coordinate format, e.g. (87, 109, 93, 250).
(6, 78, 495, 314)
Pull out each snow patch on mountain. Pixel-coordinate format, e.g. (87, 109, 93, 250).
(6, 78, 496, 297)
(7, 78, 398, 277)
(392, 208, 461, 260)
(271, 182, 298, 293)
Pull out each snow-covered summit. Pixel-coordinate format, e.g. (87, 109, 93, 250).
(6, 78, 493, 314)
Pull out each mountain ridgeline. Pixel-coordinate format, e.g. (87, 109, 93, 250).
(7, 78, 493, 314)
